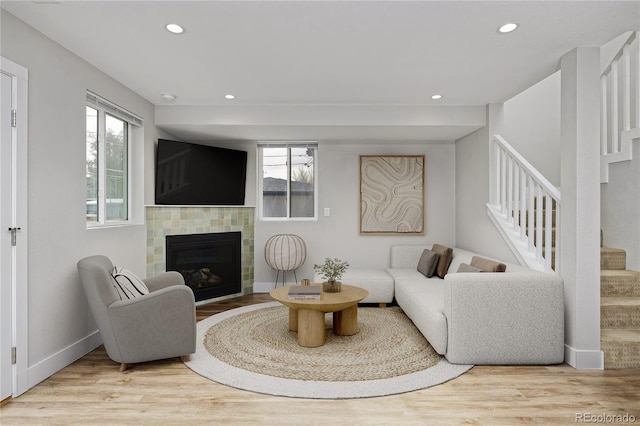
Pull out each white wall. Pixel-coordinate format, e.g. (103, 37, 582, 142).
(454, 111, 516, 263)
(601, 143, 640, 271)
(253, 141, 457, 288)
(1, 12, 163, 388)
(502, 71, 561, 186)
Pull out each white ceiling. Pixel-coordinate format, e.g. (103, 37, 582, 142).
(2, 0, 639, 142)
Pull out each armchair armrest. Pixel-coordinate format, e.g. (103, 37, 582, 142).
(107, 285, 196, 364)
(143, 271, 185, 292)
(443, 271, 564, 364)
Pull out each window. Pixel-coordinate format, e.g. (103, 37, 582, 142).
(258, 143, 317, 219)
(86, 92, 142, 226)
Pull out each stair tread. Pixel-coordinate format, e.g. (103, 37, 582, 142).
(601, 247, 627, 270)
(601, 269, 640, 297)
(601, 247, 626, 254)
(601, 328, 640, 342)
(601, 296, 640, 306)
(601, 269, 640, 277)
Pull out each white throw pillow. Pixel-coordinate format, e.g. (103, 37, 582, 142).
(111, 266, 149, 300)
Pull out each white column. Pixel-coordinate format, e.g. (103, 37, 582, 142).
(560, 47, 603, 369)
(488, 104, 504, 205)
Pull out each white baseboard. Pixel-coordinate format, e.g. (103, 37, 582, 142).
(26, 331, 102, 392)
(564, 344, 604, 369)
(253, 281, 277, 293)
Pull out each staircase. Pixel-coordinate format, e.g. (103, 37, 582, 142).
(600, 31, 640, 183)
(487, 31, 639, 369)
(600, 243, 640, 369)
(599, 30, 640, 369)
(487, 135, 560, 273)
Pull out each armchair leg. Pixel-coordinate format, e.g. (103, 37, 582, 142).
(119, 363, 128, 372)
(181, 355, 191, 362)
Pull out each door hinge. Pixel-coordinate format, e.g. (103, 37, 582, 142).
(11, 347, 16, 365)
(11, 109, 17, 127)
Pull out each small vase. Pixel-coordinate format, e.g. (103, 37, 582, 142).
(323, 280, 342, 293)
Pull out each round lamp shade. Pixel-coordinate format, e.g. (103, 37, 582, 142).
(264, 234, 307, 271)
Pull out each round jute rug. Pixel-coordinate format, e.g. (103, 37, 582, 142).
(184, 302, 473, 399)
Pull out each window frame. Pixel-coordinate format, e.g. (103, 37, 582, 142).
(257, 142, 318, 221)
(86, 91, 141, 228)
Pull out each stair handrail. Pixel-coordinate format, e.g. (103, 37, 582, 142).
(492, 135, 561, 203)
(600, 31, 639, 183)
(489, 135, 561, 273)
(601, 31, 636, 79)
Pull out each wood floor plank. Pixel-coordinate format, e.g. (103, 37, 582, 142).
(1, 293, 639, 425)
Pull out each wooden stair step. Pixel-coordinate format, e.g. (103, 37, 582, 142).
(601, 329, 640, 369)
(601, 247, 626, 270)
(601, 270, 640, 297)
(601, 297, 640, 328)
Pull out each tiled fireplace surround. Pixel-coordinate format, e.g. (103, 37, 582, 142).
(145, 206, 255, 300)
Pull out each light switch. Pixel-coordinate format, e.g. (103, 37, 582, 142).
(324, 208, 331, 217)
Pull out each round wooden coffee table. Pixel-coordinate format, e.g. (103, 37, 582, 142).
(269, 284, 369, 347)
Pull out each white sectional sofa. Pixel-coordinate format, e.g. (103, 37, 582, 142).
(314, 268, 394, 306)
(386, 245, 565, 365)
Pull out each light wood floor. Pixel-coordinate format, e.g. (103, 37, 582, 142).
(1, 294, 639, 425)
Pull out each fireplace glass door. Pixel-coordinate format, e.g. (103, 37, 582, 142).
(166, 232, 241, 301)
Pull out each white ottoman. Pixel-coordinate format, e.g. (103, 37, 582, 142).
(313, 268, 394, 307)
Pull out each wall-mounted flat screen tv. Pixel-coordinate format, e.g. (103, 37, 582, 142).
(155, 139, 247, 205)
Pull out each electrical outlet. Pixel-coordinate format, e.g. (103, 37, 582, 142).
(324, 208, 331, 217)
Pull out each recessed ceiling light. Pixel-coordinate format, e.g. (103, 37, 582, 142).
(165, 24, 184, 34)
(224, 94, 235, 100)
(161, 93, 176, 102)
(431, 94, 443, 100)
(498, 23, 518, 34)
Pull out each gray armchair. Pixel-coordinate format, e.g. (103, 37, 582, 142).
(77, 255, 196, 371)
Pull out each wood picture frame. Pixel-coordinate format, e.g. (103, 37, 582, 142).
(359, 155, 425, 235)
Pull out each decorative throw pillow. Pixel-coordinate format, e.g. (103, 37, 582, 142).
(469, 256, 507, 272)
(457, 263, 483, 273)
(112, 266, 149, 300)
(417, 249, 440, 278)
(431, 244, 454, 278)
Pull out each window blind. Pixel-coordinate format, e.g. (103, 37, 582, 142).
(257, 141, 318, 149)
(86, 91, 143, 127)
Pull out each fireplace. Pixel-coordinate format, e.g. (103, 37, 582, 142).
(166, 231, 242, 302)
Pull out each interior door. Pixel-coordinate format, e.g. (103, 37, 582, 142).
(1, 56, 28, 400)
(1, 69, 14, 402)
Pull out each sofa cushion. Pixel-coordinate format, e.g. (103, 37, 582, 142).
(417, 249, 440, 278)
(387, 268, 448, 354)
(470, 256, 507, 272)
(112, 267, 149, 300)
(457, 263, 483, 273)
(431, 244, 454, 278)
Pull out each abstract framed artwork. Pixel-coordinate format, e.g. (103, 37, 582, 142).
(359, 155, 425, 235)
